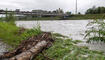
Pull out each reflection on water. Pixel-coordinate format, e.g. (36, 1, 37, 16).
(15, 20, 105, 52)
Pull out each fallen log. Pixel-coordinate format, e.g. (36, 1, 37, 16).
(0, 32, 54, 60)
(10, 41, 47, 60)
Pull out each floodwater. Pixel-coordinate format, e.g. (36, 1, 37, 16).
(0, 20, 105, 55)
(16, 20, 105, 52)
(16, 20, 88, 40)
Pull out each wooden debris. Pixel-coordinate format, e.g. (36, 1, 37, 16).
(0, 32, 54, 60)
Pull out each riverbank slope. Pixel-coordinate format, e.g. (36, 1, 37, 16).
(0, 22, 105, 60)
(16, 14, 105, 20)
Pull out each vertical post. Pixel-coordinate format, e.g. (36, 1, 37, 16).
(75, 0, 77, 14)
(5, 8, 8, 21)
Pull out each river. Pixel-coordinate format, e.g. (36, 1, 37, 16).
(16, 20, 105, 52)
(16, 20, 88, 40)
(0, 20, 105, 55)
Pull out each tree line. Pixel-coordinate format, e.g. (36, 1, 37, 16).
(85, 6, 105, 14)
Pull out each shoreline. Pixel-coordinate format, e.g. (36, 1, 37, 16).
(16, 19, 93, 21)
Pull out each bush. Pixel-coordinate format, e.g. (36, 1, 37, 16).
(85, 19, 105, 43)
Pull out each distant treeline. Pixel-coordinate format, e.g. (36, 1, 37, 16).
(85, 6, 105, 14)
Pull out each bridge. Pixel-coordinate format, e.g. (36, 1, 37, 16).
(0, 10, 66, 17)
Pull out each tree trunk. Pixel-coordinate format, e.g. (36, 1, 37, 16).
(9, 41, 47, 60)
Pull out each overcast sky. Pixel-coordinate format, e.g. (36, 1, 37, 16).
(0, 0, 105, 14)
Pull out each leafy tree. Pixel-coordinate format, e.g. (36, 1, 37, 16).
(66, 11, 72, 15)
(85, 8, 94, 14)
(100, 7, 105, 13)
(85, 6, 105, 14)
(78, 12, 81, 14)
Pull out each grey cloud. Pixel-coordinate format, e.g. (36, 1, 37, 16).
(0, 0, 105, 14)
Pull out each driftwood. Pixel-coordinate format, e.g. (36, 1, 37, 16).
(0, 32, 54, 60)
(10, 41, 47, 60)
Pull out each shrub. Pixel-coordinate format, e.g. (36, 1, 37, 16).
(85, 19, 105, 43)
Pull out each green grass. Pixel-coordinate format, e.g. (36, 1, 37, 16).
(35, 33, 105, 60)
(19, 16, 61, 20)
(21, 25, 42, 40)
(67, 14, 105, 20)
(1, 14, 105, 21)
(33, 17, 61, 20)
(0, 22, 19, 46)
(0, 22, 42, 47)
(19, 14, 105, 20)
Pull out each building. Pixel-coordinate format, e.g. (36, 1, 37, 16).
(32, 10, 48, 14)
(15, 9, 20, 12)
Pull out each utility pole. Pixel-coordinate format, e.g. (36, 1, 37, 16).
(75, 0, 77, 14)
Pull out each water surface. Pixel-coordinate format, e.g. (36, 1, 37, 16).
(16, 20, 105, 52)
(0, 20, 105, 55)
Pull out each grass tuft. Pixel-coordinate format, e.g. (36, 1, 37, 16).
(0, 22, 42, 47)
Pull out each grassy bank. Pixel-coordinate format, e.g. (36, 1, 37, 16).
(0, 22, 42, 47)
(0, 22, 105, 60)
(18, 14, 105, 20)
(19, 16, 61, 20)
(1, 14, 105, 21)
(67, 14, 105, 20)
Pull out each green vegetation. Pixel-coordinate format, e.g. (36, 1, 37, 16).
(0, 12, 105, 59)
(17, 14, 105, 20)
(0, 8, 17, 22)
(0, 21, 105, 60)
(35, 33, 105, 60)
(33, 17, 61, 20)
(70, 6, 105, 20)
(0, 22, 42, 47)
(0, 22, 19, 47)
(86, 6, 105, 14)
(67, 14, 105, 20)
(19, 16, 61, 20)
(21, 25, 42, 40)
(85, 19, 105, 43)
(0, 9, 37, 47)
(5, 9, 16, 22)
(0, 9, 42, 47)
